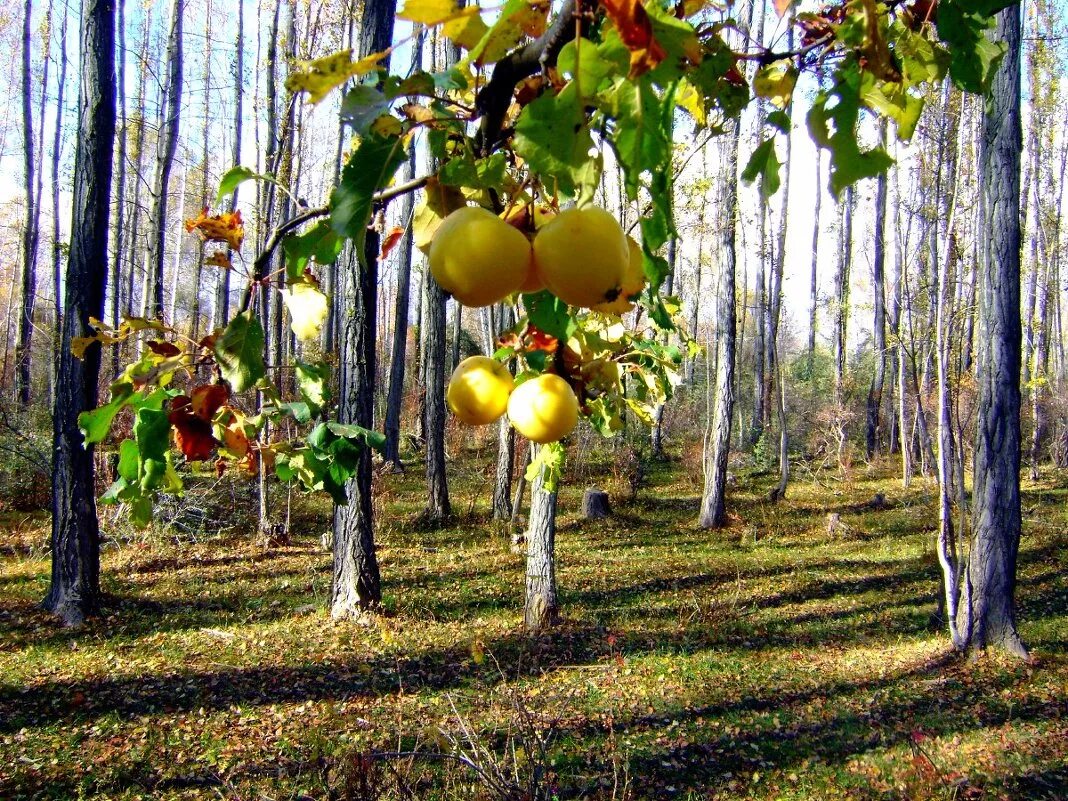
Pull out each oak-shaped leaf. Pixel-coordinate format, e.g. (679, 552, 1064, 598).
(185, 208, 245, 251)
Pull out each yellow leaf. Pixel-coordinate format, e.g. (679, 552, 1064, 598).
(443, 12, 490, 50)
(282, 281, 330, 342)
(676, 79, 706, 127)
(370, 115, 404, 138)
(413, 177, 467, 252)
(398, 0, 480, 27)
(753, 60, 797, 109)
(286, 49, 389, 104)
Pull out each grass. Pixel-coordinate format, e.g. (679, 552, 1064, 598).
(0, 445, 1066, 800)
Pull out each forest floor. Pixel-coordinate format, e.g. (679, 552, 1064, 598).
(1, 445, 1066, 800)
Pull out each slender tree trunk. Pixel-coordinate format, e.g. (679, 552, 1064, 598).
(124, 10, 150, 322)
(108, 0, 125, 380)
(331, 0, 398, 618)
(866, 125, 889, 458)
(961, 3, 1027, 659)
(807, 147, 822, 359)
(424, 272, 452, 522)
(493, 306, 516, 520)
(422, 31, 455, 523)
(190, 6, 212, 340)
(383, 96, 420, 466)
(43, 0, 116, 627)
(143, 0, 184, 321)
(699, 132, 739, 529)
(17, 0, 41, 407)
(50, 7, 68, 395)
(524, 445, 558, 632)
(651, 238, 677, 458)
(214, 0, 243, 331)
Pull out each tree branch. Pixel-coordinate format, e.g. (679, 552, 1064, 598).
(475, 0, 583, 156)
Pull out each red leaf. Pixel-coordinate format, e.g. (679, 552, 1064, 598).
(379, 226, 406, 261)
(147, 340, 182, 357)
(526, 325, 558, 354)
(772, 0, 793, 16)
(600, 0, 667, 77)
(168, 396, 218, 461)
(190, 383, 230, 421)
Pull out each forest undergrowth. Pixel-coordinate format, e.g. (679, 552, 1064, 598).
(1, 448, 1066, 800)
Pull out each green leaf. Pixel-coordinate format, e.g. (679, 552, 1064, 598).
(557, 38, 619, 102)
(133, 407, 170, 492)
(296, 360, 331, 416)
(279, 401, 312, 424)
(935, 0, 1007, 94)
(331, 132, 407, 257)
(439, 152, 509, 190)
(78, 382, 135, 444)
(861, 78, 924, 141)
(339, 85, 393, 135)
(523, 290, 576, 341)
(766, 109, 791, 134)
(327, 422, 386, 452)
(214, 311, 266, 394)
(526, 441, 566, 493)
(283, 221, 344, 281)
(216, 166, 260, 205)
(741, 137, 782, 198)
(117, 439, 139, 482)
(807, 59, 894, 196)
(513, 82, 595, 199)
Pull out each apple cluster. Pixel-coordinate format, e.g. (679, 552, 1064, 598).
(430, 203, 649, 443)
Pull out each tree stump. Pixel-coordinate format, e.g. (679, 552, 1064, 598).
(582, 487, 611, 520)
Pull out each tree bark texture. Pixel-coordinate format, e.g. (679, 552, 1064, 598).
(18, 0, 41, 407)
(143, 0, 184, 321)
(963, 3, 1027, 659)
(43, 0, 116, 627)
(330, 0, 397, 618)
(524, 448, 559, 632)
(699, 132, 739, 529)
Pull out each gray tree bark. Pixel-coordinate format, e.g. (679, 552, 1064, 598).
(214, 0, 243, 331)
(108, 0, 124, 379)
(17, 0, 41, 407)
(699, 132, 739, 529)
(143, 0, 184, 321)
(524, 446, 558, 632)
(43, 0, 116, 626)
(330, 0, 398, 618)
(962, 3, 1028, 659)
(866, 124, 889, 458)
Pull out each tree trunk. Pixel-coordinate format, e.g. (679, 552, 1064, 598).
(423, 272, 452, 522)
(866, 124, 889, 458)
(699, 132, 739, 529)
(190, 5, 212, 340)
(214, 0, 243, 331)
(108, 0, 125, 379)
(124, 9, 150, 322)
(330, 0, 398, 618)
(524, 446, 559, 632)
(143, 0, 184, 321)
(807, 146, 822, 359)
(50, 7, 68, 394)
(17, 0, 41, 407)
(961, 3, 1027, 659)
(43, 0, 116, 627)
(383, 123, 420, 466)
(492, 307, 516, 520)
